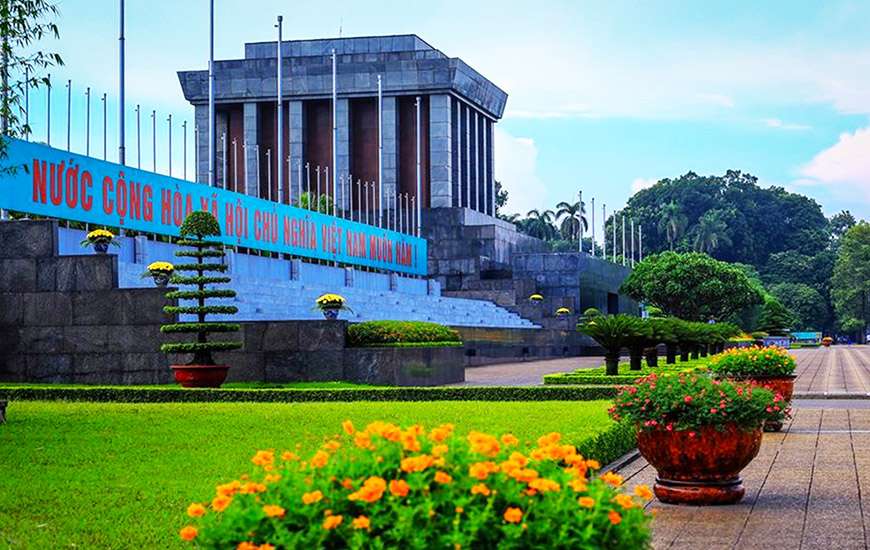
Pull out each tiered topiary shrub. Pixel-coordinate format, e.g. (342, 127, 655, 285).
(160, 212, 242, 388)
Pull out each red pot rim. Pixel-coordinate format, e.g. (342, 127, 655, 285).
(636, 422, 763, 434)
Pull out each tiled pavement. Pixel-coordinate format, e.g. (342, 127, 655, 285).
(793, 346, 870, 396)
(460, 356, 602, 386)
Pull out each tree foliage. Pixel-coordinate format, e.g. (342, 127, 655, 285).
(832, 222, 870, 342)
(768, 282, 828, 331)
(620, 252, 764, 322)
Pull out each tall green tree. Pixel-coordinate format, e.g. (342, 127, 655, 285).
(832, 222, 870, 343)
(523, 209, 557, 241)
(757, 295, 796, 336)
(691, 209, 733, 254)
(620, 251, 764, 322)
(656, 201, 687, 250)
(555, 200, 587, 241)
(0, 0, 63, 143)
(768, 282, 829, 331)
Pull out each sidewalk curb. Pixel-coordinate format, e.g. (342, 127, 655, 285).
(604, 448, 641, 473)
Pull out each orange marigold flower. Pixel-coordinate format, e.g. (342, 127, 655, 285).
(615, 494, 635, 509)
(503, 507, 523, 523)
(608, 510, 622, 525)
(263, 504, 286, 518)
(471, 483, 492, 497)
(401, 454, 434, 473)
(508, 468, 539, 483)
(467, 431, 501, 457)
(568, 478, 588, 492)
(600, 471, 624, 487)
(501, 433, 519, 446)
(428, 424, 455, 443)
(239, 482, 267, 494)
(251, 450, 274, 467)
(322, 440, 341, 452)
(342, 478, 354, 490)
(216, 480, 241, 497)
(348, 476, 387, 503)
(179, 526, 198, 541)
(236, 543, 257, 550)
(401, 431, 421, 452)
(186, 503, 206, 518)
(578, 497, 595, 508)
(469, 461, 499, 480)
(302, 490, 324, 505)
(455, 506, 464, 514)
(354, 432, 374, 450)
(586, 459, 601, 470)
(537, 432, 561, 447)
(264, 474, 282, 484)
(342, 420, 355, 435)
(528, 478, 561, 493)
(432, 444, 449, 457)
(434, 471, 453, 484)
(211, 495, 233, 512)
(352, 515, 370, 530)
(281, 451, 299, 461)
(258, 545, 275, 550)
(634, 484, 654, 500)
(323, 514, 343, 530)
(311, 450, 330, 469)
(389, 479, 410, 497)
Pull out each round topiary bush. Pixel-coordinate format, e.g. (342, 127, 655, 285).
(177, 421, 653, 548)
(346, 321, 461, 347)
(160, 211, 242, 366)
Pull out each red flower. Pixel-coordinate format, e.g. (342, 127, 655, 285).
(684, 396, 693, 404)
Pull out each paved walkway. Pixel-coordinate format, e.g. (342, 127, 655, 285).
(460, 356, 601, 386)
(793, 346, 870, 397)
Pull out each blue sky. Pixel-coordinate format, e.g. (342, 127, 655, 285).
(19, 0, 870, 225)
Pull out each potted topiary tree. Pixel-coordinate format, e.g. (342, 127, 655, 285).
(612, 373, 786, 505)
(625, 319, 652, 371)
(578, 314, 639, 375)
(160, 212, 242, 388)
(644, 317, 675, 368)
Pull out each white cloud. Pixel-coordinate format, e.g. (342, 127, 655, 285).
(697, 93, 735, 108)
(493, 128, 545, 215)
(631, 177, 659, 193)
(763, 118, 811, 131)
(795, 126, 870, 209)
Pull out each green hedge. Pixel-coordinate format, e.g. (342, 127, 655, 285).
(576, 420, 637, 467)
(544, 357, 709, 386)
(346, 321, 461, 347)
(0, 385, 617, 403)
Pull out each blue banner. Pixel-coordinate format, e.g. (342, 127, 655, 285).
(0, 138, 427, 275)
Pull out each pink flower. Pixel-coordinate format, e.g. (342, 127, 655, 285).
(688, 431, 696, 437)
(710, 408, 718, 414)
(684, 396, 693, 404)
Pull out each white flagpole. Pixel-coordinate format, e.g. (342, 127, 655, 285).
(630, 218, 635, 267)
(208, 0, 215, 186)
(602, 203, 607, 261)
(622, 215, 626, 266)
(118, 0, 126, 165)
(332, 49, 338, 214)
(276, 16, 283, 204)
(639, 224, 643, 262)
(578, 190, 583, 253)
(591, 197, 596, 257)
(377, 74, 383, 227)
(415, 96, 422, 236)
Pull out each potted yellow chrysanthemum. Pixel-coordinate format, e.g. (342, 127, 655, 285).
(142, 261, 175, 287)
(80, 228, 119, 254)
(314, 293, 353, 320)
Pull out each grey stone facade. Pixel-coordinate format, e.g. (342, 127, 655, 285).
(178, 34, 504, 223)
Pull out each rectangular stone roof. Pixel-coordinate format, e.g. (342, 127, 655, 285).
(244, 35, 441, 59)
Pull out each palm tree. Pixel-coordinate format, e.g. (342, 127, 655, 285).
(524, 209, 558, 241)
(555, 201, 588, 242)
(657, 202, 687, 250)
(692, 211, 732, 254)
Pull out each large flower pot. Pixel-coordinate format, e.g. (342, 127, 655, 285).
(171, 364, 230, 388)
(636, 423, 763, 505)
(744, 375, 795, 432)
(93, 241, 109, 254)
(321, 308, 340, 320)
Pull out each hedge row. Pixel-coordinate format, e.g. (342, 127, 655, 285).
(0, 385, 618, 403)
(544, 375, 643, 386)
(576, 420, 637, 467)
(346, 321, 462, 347)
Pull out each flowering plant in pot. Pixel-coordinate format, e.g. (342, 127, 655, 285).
(177, 421, 653, 548)
(160, 212, 242, 388)
(80, 228, 119, 254)
(709, 346, 796, 432)
(314, 293, 353, 320)
(822, 336, 833, 347)
(611, 373, 786, 505)
(141, 261, 175, 287)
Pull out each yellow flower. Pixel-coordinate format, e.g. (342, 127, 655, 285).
(578, 497, 595, 508)
(263, 504, 286, 518)
(503, 507, 523, 523)
(186, 503, 206, 518)
(342, 420, 355, 435)
(302, 490, 323, 505)
(323, 515, 343, 530)
(432, 444, 449, 457)
(471, 483, 491, 497)
(352, 515, 371, 530)
(348, 476, 386, 503)
(87, 229, 115, 240)
(615, 494, 635, 509)
(179, 525, 198, 541)
(634, 484, 654, 500)
(251, 450, 274, 467)
(147, 261, 174, 272)
(434, 471, 453, 484)
(311, 450, 330, 469)
(600, 471, 623, 487)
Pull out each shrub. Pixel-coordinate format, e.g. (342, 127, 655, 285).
(347, 321, 461, 347)
(577, 315, 643, 376)
(709, 346, 796, 379)
(178, 421, 652, 548)
(611, 373, 787, 431)
(160, 212, 242, 364)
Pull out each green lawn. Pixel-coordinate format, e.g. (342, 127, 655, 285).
(0, 400, 616, 548)
(0, 380, 378, 390)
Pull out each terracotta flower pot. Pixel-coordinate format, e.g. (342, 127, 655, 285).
(171, 364, 230, 388)
(743, 375, 795, 432)
(636, 423, 763, 505)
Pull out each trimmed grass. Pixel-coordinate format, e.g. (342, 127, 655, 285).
(0, 400, 618, 549)
(543, 356, 710, 385)
(0, 380, 378, 390)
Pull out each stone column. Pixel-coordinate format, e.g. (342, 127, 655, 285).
(428, 94, 452, 208)
(465, 104, 471, 211)
(243, 102, 259, 197)
(288, 100, 304, 205)
(335, 98, 350, 209)
(487, 119, 495, 216)
(382, 96, 398, 222)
